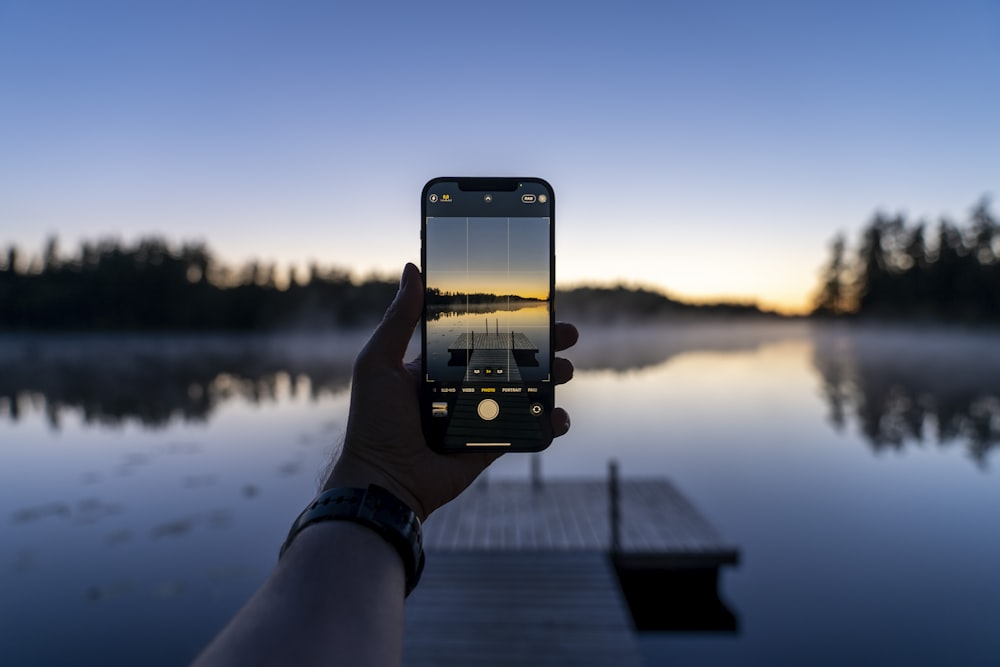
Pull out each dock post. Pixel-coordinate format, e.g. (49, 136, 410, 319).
(609, 460, 620, 554)
(531, 454, 542, 489)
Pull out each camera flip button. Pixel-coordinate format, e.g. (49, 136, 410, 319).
(477, 399, 500, 421)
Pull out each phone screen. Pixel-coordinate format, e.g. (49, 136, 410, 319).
(420, 178, 555, 452)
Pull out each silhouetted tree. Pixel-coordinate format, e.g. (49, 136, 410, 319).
(0, 236, 398, 331)
(855, 213, 891, 316)
(814, 233, 849, 315)
(813, 196, 1000, 323)
(43, 236, 59, 272)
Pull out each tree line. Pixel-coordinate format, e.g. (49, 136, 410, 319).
(0, 237, 398, 330)
(557, 285, 772, 320)
(814, 197, 1000, 321)
(0, 235, 777, 331)
(425, 288, 544, 306)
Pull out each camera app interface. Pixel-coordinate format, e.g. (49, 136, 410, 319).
(424, 214, 552, 448)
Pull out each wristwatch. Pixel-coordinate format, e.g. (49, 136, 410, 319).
(279, 484, 425, 596)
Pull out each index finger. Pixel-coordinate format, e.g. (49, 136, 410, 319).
(555, 322, 579, 352)
(359, 263, 423, 368)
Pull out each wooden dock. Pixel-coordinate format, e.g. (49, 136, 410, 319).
(422, 478, 737, 563)
(449, 332, 539, 351)
(404, 551, 643, 666)
(448, 332, 539, 368)
(403, 476, 739, 665)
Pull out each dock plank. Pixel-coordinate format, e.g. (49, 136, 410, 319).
(405, 478, 740, 663)
(449, 332, 538, 352)
(422, 479, 738, 565)
(404, 551, 643, 667)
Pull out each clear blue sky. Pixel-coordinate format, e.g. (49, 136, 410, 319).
(1, 0, 997, 312)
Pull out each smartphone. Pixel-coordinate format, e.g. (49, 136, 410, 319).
(420, 177, 555, 453)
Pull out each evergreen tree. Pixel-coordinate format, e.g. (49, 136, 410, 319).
(814, 233, 848, 315)
(855, 213, 890, 316)
(817, 196, 999, 322)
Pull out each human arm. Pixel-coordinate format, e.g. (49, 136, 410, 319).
(191, 262, 578, 666)
(191, 520, 407, 667)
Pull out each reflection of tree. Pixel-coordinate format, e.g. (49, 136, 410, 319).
(812, 327, 1000, 466)
(0, 335, 358, 428)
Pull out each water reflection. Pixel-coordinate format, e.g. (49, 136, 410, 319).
(4, 324, 998, 469)
(11, 502, 71, 523)
(1, 325, 809, 428)
(4, 321, 1000, 666)
(570, 321, 811, 373)
(812, 325, 1000, 466)
(0, 333, 364, 427)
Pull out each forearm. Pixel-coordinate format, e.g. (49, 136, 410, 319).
(191, 521, 405, 667)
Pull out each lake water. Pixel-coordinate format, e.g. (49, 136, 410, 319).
(1, 323, 998, 666)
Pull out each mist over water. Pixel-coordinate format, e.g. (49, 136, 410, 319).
(0, 332, 367, 428)
(1, 322, 998, 665)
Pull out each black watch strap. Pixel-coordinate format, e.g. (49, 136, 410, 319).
(279, 484, 425, 596)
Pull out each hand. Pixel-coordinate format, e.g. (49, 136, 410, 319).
(325, 262, 578, 521)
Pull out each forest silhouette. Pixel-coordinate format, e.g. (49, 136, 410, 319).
(424, 288, 544, 306)
(3, 196, 997, 331)
(0, 236, 773, 331)
(0, 238, 399, 331)
(813, 196, 1000, 322)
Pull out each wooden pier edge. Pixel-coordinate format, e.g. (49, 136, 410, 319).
(612, 549, 740, 570)
(421, 473, 740, 561)
(404, 469, 741, 663)
(404, 550, 645, 667)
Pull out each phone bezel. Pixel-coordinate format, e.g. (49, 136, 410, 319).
(419, 177, 556, 453)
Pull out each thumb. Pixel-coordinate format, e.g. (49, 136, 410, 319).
(363, 263, 422, 365)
